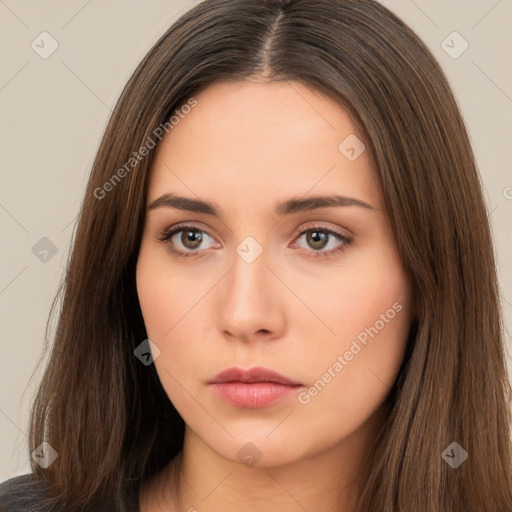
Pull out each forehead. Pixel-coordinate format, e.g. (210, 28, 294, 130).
(147, 79, 382, 212)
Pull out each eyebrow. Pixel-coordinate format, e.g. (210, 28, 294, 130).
(148, 193, 374, 217)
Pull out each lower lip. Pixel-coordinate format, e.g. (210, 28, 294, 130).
(210, 382, 301, 408)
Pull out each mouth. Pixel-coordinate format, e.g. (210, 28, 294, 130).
(208, 366, 304, 408)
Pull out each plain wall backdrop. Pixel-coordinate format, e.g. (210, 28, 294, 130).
(1, 0, 511, 481)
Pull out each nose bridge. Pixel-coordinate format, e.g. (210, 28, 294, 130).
(227, 237, 270, 311)
(215, 235, 282, 340)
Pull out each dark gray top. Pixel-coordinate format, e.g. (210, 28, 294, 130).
(0, 473, 140, 511)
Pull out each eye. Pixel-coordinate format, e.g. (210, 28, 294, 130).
(291, 225, 352, 259)
(157, 224, 219, 258)
(157, 223, 352, 260)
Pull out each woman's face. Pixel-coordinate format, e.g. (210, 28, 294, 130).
(136, 79, 413, 467)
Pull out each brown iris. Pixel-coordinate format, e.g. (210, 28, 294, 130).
(306, 230, 328, 250)
(181, 229, 203, 249)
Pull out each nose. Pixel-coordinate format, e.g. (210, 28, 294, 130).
(215, 243, 286, 343)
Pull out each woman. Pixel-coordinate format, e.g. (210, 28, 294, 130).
(1, 0, 511, 510)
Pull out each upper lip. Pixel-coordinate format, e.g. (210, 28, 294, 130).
(208, 366, 303, 386)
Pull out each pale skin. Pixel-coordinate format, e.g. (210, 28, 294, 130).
(136, 77, 414, 511)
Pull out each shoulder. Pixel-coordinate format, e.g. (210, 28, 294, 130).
(0, 473, 51, 511)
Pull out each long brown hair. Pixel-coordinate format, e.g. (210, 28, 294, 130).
(21, 0, 512, 510)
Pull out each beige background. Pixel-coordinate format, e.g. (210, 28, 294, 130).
(1, 0, 511, 481)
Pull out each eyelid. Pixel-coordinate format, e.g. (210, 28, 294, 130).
(157, 221, 215, 241)
(290, 221, 351, 241)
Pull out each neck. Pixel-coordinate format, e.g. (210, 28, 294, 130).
(153, 410, 384, 512)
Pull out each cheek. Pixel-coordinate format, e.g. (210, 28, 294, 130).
(135, 249, 214, 382)
(305, 229, 411, 348)
(296, 246, 412, 425)
(136, 247, 205, 340)
(136, 254, 219, 435)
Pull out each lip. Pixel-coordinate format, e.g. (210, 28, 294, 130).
(209, 366, 303, 386)
(208, 366, 303, 408)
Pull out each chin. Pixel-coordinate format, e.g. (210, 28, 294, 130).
(195, 423, 324, 469)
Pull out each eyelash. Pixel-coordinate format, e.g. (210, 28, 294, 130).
(156, 223, 352, 260)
